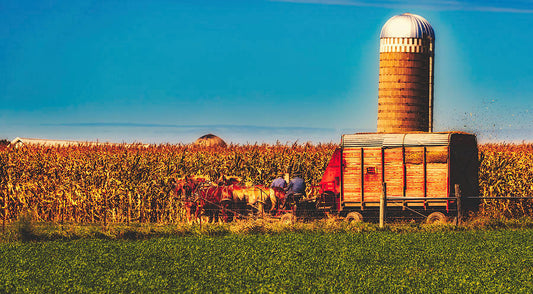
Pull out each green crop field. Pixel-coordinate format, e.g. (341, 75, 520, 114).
(1, 143, 533, 293)
(2, 229, 533, 293)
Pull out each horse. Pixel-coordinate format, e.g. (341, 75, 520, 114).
(271, 187, 286, 213)
(195, 183, 234, 223)
(174, 175, 208, 222)
(175, 175, 280, 222)
(217, 175, 242, 186)
(231, 186, 278, 217)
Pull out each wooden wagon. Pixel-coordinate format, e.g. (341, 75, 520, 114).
(317, 132, 480, 222)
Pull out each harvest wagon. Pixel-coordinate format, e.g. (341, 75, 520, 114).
(177, 132, 479, 224)
(314, 132, 480, 223)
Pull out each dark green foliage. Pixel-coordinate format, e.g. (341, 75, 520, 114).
(1, 230, 533, 293)
(14, 212, 37, 242)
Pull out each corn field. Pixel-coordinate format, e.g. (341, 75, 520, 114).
(0, 143, 335, 224)
(0, 142, 532, 224)
(478, 143, 533, 217)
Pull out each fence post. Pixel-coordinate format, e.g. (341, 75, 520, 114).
(61, 191, 64, 225)
(455, 184, 462, 225)
(127, 191, 131, 225)
(103, 190, 107, 227)
(380, 182, 387, 228)
(3, 163, 9, 234)
(2, 190, 6, 234)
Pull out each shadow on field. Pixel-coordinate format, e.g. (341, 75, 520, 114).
(3, 214, 533, 243)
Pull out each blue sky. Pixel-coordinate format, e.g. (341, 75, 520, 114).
(1, 0, 532, 144)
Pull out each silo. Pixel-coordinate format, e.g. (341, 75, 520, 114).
(377, 13, 435, 133)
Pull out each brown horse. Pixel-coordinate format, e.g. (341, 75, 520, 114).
(176, 175, 280, 222)
(174, 176, 208, 222)
(217, 175, 242, 186)
(195, 184, 234, 222)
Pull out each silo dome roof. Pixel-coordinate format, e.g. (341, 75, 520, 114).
(380, 13, 434, 39)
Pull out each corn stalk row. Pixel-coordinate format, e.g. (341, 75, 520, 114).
(0, 143, 531, 223)
(0, 143, 335, 223)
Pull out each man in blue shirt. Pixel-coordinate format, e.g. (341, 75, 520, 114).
(284, 172, 306, 209)
(270, 173, 287, 210)
(270, 173, 287, 190)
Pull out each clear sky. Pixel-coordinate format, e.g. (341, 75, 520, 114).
(1, 0, 532, 144)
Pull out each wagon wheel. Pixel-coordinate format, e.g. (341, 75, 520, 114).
(426, 212, 448, 224)
(280, 213, 296, 224)
(219, 200, 233, 223)
(220, 207, 233, 223)
(345, 212, 363, 223)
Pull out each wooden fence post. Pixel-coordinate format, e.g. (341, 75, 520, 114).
(61, 191, 64, 225)
(380, 182, 387, 228)
(103, 190, 107, 227)
(2, 190, 6, 234)
(127, 191, 131, 225)
(140, 195, 144, 223)
(3, 164, 9, 234)
(455, 184, 462, 225)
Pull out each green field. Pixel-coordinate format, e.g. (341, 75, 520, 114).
(2, 229, 533, 293)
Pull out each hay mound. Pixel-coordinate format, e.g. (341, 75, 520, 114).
(193, 134, 227, 148)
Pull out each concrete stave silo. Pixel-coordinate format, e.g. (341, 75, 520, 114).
(377, 13, 435, 133)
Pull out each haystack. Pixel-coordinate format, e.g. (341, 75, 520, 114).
(193, 134, 227, 148)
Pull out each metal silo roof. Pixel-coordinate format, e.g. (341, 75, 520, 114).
(342, 133, 452, 148)
(380, 13, 435, 39)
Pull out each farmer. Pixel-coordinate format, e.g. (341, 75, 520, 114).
(270, 172, 287, 190)
(270, 172, 287, 208)
(284, 172, 306, 209)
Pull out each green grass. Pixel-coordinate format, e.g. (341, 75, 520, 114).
(2, 230, 533, 293)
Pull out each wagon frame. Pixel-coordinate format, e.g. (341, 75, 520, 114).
(316, 132, 480, 222)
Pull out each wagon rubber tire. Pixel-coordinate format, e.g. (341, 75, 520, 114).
(345, 212, 363, 223)
(280, 213, 296, 224)
(426, 212, 448, 224)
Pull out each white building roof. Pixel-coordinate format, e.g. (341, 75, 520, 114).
(9, 137, 150, 148)
(10, 137, 103, 147)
